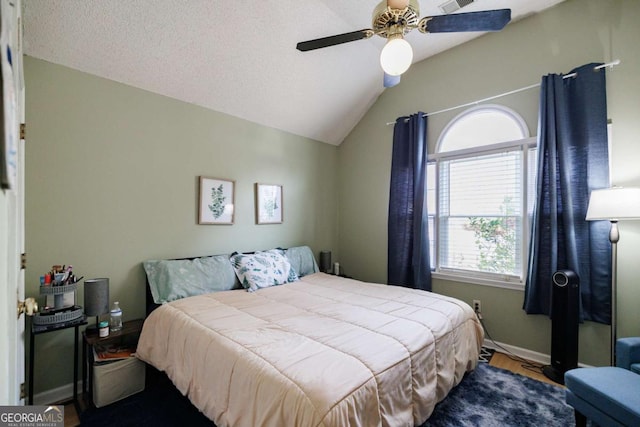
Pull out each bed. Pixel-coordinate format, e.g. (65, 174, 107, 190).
(136, 246, 483, 427)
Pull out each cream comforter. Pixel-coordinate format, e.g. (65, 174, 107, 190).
(136, 273, 483, 427)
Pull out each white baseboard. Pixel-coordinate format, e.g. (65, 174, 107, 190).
(33, 381, 81, 406)
(483, 339, 593, 368)
(482, 339, 551, 365)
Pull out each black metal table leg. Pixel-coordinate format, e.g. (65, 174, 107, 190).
(28, 324, 34, 405)
(29, 317, 87, 408)
(73, 325, 80, 414)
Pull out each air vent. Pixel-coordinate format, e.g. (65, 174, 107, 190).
(439, 0, 475, 14)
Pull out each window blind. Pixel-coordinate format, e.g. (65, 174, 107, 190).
(439, 150, 523, 276)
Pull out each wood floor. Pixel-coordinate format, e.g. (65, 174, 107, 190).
(62, 351, 559, 426)
(489, 351, 558, 386)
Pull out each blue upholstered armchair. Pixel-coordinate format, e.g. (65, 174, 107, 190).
(565, 337, 640, 427)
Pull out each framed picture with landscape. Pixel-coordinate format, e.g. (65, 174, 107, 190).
(255, 183, 283, 224)
(199, 176, 235, 224)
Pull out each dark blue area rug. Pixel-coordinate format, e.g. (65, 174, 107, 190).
(420, 363, 574, 427)
(80, 363, 575, 427)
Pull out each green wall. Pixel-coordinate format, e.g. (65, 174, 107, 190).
(338, 0, 640, 367)
(24, 0, 640, 397)
(24, 56, 338, 395)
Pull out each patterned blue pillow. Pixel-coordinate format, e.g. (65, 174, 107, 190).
(230, 250, 299, 292)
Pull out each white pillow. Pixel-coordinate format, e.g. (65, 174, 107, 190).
(230, 250, 298, 292)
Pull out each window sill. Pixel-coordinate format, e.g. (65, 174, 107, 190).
(432, 271, 524, 291)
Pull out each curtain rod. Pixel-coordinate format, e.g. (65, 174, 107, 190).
(386, 59, 621, 125)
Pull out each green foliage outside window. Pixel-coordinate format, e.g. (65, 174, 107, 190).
(465, 196, 516, 274)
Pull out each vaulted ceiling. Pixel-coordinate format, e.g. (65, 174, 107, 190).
(23, 0, 566, 145)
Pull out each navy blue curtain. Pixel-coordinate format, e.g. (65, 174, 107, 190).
(524, 63, 611, 324)
(388, 112, 432, 291)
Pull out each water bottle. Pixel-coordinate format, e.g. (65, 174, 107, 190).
(110, 301, 123, 331)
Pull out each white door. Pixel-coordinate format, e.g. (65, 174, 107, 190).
(0, 0, 25, 405)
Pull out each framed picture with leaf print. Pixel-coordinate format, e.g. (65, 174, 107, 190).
(199, 176, 235, 224)
(255, 183, 283, 224)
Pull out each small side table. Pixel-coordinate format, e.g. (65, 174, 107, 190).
(29, 315, 87, 413)
(82, 318, 144, 408)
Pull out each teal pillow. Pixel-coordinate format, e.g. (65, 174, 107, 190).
(143, 255, 237, 304)
(284, 246, 319, 277)
(230, 250, 299, 292)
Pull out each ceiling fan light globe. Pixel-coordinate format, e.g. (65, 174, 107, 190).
(380, 38, 413, 76)
(387, 0, 410, 9)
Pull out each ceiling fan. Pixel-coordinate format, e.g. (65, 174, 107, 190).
(296, 0, 511, 87)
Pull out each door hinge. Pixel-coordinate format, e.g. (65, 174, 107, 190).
(20, 383, 26, 400)
(20, 253, 26, 270)
(20, 123, 25, 140)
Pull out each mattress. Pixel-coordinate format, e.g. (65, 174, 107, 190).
(136, 273, 483, 427)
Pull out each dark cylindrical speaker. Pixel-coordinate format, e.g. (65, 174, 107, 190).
(319, 251, 332, 273)
(543, 269, 579, 385)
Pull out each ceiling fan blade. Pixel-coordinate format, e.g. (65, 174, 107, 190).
(420, 9, 511, 33)
(296, 29, 373, 52)
(383, 73, 401, 88)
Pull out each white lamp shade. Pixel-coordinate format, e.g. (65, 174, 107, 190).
(586, 187, 640, 221)
(380, 38, 413, 76)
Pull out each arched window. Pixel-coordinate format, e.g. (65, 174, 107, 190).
(427, 105, 536, 288)
(437, 105, 529, 151)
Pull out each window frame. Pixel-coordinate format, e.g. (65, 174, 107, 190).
(436, 104, 530, 153)
(428, 105, 535, 290)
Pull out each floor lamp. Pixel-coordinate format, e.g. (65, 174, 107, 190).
(586, 187, 640, 365)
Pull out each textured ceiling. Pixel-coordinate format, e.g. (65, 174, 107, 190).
(22, 0, 565, 145)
